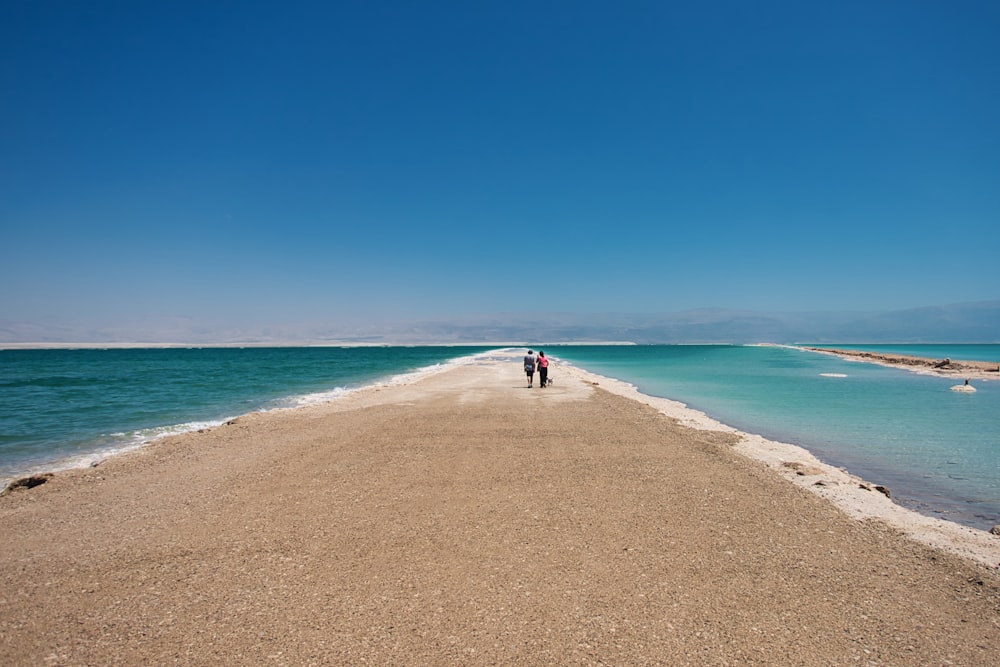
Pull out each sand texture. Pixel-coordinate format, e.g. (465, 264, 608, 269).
(1, 353, 999, 665)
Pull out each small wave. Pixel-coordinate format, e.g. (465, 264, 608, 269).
(85, 419, 230, 464)
(109, 419, 228, 444)
(820, 373, 848, 378)
(285, 386, 352, 407)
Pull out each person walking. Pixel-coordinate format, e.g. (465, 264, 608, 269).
(523, 349, 537, 387)
(537, 351, 550, 388)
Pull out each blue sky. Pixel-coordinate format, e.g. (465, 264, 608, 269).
(2, 1, 998, 340)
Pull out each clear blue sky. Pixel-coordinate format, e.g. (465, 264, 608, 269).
(2, 1, 998, 339)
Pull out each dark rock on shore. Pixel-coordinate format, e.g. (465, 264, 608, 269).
(1, 473, 54, 496)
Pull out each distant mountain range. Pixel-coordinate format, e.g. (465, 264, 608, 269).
(3, 301, 996, 346)
(330, 300, 1000, 345)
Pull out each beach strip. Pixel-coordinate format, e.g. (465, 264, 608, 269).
(804, 346, 1000, 379)
(1, 351, 997, 665)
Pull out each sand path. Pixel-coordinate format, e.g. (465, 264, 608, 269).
(1, 353, 998, 665)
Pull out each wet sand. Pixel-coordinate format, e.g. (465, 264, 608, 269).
(1, 352, 998, 665)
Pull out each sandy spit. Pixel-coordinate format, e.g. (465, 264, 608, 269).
(803, 346, 1000, 381)
(1, 351, 998, 666)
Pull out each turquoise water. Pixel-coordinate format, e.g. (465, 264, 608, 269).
(0, 346, 492, 483)
(547, 345, 1000, 530)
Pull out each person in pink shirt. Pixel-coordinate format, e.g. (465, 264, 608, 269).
(536, 351, 550, 388)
